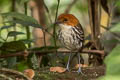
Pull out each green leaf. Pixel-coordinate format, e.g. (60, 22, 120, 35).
(1, 12, 43, 29)
(7, 31, 25, 37)
(99, 45, 120, 80)
(105, 45, 120, 75)
(110, 23, 120, 32)
(0, 41, 26, 54)
(20, 39, 34, 44)
(0, 25, 13, 31)
(8, 19, 42, 28)
(1, 12, 37, 24)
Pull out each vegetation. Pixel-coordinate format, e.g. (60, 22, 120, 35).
(0, 0, 120, 80)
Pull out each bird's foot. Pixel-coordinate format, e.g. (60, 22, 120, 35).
(66, 66, 70, 72)
(77, 67, 84, 75)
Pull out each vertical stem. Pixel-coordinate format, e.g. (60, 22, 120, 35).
(53, 0, 60, 52)
(43, 1, 52, 24)
(88, 0, 101, 49)
(24, 2, 31, 48)
(12, 0, 17, 41)
(43, 30, 46, 47)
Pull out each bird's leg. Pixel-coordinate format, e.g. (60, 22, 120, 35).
(66, 53, 72, 71)
(77, 53, 83, 74)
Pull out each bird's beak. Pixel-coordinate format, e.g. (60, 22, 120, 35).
(54, 21, 62, 25)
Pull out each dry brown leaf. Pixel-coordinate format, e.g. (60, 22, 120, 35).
(24, 69, 35, 79)
(50, 67, 66, 73)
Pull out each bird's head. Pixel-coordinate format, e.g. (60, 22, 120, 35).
(55, 14, 79, 29)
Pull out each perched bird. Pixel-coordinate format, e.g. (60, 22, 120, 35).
(56, 14, 84, 73)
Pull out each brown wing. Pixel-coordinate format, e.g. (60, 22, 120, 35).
(74, 23, 84, 41)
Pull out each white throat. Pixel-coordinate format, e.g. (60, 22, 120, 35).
(59, 24, 72, 30)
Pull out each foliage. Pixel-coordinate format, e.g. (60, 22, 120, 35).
(0, 41, 26, 54)
(99, 44, 120, 80)
(0, 11, 43, 70)
(7, 31, 25, 38)
(0, 40, 27, 68)
(0, 0, 12, 12)
(1, 12, 42, 28)
(99, 16, 120, 80)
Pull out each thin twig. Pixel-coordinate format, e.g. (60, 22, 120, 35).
(43, 1, 52, 47)
(24, 2, 31, 48)
(40, 27, 53, 37)
(33, 50, 104, 55)
(65, 0, 78, 13)
(43, 1, 52, 24)
(53, 0, 60, 54)
(43, 30, 47, 47)
(12, 0, 17, 41)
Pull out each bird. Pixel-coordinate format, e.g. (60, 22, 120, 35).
(55, 13, 84, 74)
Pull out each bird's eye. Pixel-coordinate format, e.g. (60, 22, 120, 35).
(64, 18, 68, 22)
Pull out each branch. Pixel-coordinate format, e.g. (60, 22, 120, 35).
(0, 50, 28, 58)
(34, 50, 104, 55)
(0, 74, 13, 80)
(0, 68, 31, 80)
(0, 50, 104, 58)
